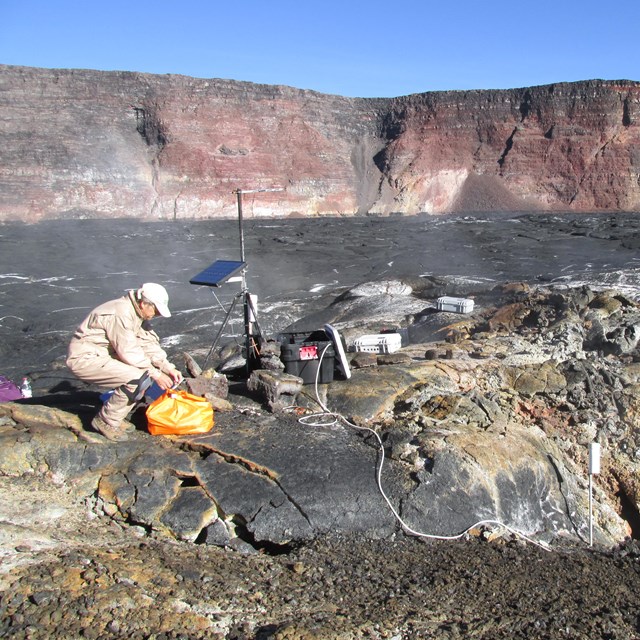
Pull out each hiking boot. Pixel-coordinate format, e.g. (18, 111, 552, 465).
(91, 415, 128, 442)
(120, 419, 137, 431)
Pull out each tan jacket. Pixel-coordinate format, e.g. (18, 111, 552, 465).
(67, 291, 170, 377)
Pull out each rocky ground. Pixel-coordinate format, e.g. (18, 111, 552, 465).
(4, 215, 640, 638)
(0, 470, 640, 640)
(3, 280, 640, 638)
(1, 475, 639, 640)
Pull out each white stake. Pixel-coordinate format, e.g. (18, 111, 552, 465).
(588, 442, 601, 546)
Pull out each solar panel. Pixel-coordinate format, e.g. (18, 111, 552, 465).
(189, 260, 247, 287)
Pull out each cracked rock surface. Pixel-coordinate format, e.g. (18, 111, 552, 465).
(0, 401, 401, 550)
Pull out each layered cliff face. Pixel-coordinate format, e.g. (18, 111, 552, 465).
(0, 65, 639, 221)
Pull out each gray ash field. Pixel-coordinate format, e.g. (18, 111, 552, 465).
(3, 212, 640, 389)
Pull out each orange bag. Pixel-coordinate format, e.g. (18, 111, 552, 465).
(146, 389, 214, 436)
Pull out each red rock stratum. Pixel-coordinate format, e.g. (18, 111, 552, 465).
(1, 65, 639, 221)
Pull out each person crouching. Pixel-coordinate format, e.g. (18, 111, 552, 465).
(67, 283, 183, 441)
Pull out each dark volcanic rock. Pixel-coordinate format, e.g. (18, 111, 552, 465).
(4, 215, 640, 638)
(4, 275, 640, 637)
(1, 502, 640, 640)
(0, 401, 399, 549)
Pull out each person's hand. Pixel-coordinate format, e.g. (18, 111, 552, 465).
(151, 371, 175, 390)
(165, 364, 183, 385)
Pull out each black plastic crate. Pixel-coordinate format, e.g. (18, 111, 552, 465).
(278, 330, 335, 384)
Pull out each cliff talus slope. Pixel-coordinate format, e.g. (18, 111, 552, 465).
(1, 65, 639, 220)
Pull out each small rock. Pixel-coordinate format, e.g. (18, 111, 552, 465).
(247, 369, 304, 407)
(107, 621, 121, 634)
(218, 353, 246, 373)
(202, 519, 232, 547)
(259, 354, 286, 371)
(350, 352, 377, 368)
(260, 339, 282, 357)
(290, 561, 305, 574)
(378, 352, 411, 366)
(204, 393, 234, 412)
(183, 352, 203, 377)
(228, 537, 259, 555)
(186, 372, 229, 399)
(30, 591, 54, 606)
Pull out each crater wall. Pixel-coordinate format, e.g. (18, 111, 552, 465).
(1, 66, 639, 221)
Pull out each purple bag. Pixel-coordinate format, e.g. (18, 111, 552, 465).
(0, 375, 23, 402)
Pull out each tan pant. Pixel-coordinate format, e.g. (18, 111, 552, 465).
(67, 354, 147, 428)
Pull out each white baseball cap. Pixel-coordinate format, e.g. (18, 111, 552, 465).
(139, 282, 171, 318)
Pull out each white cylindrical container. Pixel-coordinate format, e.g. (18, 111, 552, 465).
(248, 294, 258, 322)
(247, 293, 258, 337)
(20, 377, 32, 398)
(589, 442, 601, 475)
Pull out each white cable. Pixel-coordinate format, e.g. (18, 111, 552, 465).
(298, 412, 340, 428)
(299, 343, 551, 551)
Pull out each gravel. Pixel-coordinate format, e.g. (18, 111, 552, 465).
(1, 475, 640, 639)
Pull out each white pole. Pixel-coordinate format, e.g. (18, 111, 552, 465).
(588, 442, 601, 547)
(248, 294, 258, 335)
(589, 474, 593, 547)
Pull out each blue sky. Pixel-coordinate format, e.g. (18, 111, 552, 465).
(1, 0, 638, 98)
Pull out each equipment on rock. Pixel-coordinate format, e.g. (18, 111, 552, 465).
(276, 326, 351, 385)
(352, 332, 401, 355)
(436, 296, 474, 314)
(146, 389, 214, 436)
(190, 187, 284, 376)
(277, 329, 336, 384)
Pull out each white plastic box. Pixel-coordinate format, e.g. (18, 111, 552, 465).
(353, 333, 402, 354)
(436, 296, 475, 314)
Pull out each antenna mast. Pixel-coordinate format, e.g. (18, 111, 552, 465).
(233, 187, 285, 373)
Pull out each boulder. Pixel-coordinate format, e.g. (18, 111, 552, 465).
(186, 370, 229, 399)
(402, 424, 585, 540)
(246, 370, 304, 410)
